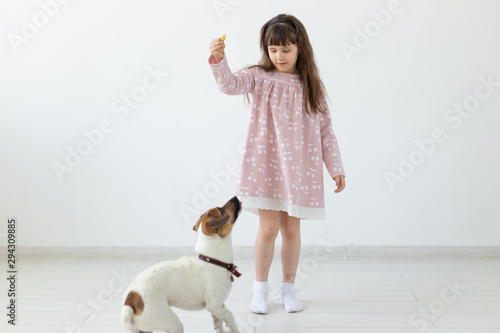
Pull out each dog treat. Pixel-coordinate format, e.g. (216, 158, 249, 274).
(220, 33, 226, 41)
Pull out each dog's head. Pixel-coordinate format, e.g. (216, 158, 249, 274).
(192, 196, 241, 237)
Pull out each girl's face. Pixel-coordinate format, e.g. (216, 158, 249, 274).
(267, 43, 299, 74)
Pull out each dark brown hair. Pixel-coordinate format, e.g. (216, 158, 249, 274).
(242, 13, 328, 116)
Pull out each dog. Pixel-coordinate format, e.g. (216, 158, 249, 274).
(121, 196, 242, 333)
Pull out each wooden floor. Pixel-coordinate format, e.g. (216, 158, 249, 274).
(1, 246, 500, 332)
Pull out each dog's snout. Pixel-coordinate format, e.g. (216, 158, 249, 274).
(230, 196, 240, 206)
(225, 196, 241, 221)
(231, 196, 241, 210)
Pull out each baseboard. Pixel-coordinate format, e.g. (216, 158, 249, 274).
(1, 245, 499, 260)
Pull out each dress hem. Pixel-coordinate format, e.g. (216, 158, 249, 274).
(239, 196, 325, 220)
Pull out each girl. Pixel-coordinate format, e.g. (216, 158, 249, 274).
(208, 13, 346, 314)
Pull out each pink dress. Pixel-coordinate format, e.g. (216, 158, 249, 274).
(209, 53, 345, 220)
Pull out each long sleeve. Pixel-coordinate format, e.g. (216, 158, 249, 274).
(208, 53, 255, 95)
(319, 99, 346, 179)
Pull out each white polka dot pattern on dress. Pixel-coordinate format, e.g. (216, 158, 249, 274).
(209, 54, 345, 220)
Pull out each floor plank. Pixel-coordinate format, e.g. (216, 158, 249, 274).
(1, 246, 499, 332)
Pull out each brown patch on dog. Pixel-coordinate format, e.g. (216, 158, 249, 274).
(216, 198, 239, 237)
(192, 197, 240, 237)
(192, 217, 203, 233)
(193, 208, 228, 235)
(193, 215, 221, 236)
(124, 291, 144, 315)
(216, 214, 233, 237)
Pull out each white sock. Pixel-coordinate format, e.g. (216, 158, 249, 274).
(281, 282, 304, 313)
(250, 280, 270, 314)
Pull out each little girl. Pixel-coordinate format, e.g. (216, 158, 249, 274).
(208, 13, 346, 314)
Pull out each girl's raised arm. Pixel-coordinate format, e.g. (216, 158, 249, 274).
(208, 37, 255, 96)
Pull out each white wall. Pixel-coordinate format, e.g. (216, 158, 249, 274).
(1, 0, 499, 247)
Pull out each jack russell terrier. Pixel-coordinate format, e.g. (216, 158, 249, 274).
(121, 196, 242, 333)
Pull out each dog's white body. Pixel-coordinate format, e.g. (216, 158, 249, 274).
(121, 197, 241, 333)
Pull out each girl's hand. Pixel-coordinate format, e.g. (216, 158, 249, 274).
(333, 175, 345, 193)
(209, 37, 225, 63)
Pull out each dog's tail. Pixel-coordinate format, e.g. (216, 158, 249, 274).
(122, 290, 145, 330)
(121, 305, 135, 330)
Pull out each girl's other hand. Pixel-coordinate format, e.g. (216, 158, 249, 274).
(334, 175, 345, 193)
(209, 37, 225, 63)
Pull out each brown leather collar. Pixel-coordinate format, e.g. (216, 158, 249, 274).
(198, 253, 242, 278)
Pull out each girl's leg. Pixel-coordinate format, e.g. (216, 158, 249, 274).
(280, 212, 301, 283)
(251, 208, 281, 314)
(255, 208, 281, 281)
(279, 212, 304, 312)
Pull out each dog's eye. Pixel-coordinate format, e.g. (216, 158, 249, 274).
(218, 207, 225, 214)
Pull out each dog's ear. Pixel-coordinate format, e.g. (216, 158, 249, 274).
(209, 214, 230, 230)
(192, 218, 203, 232)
